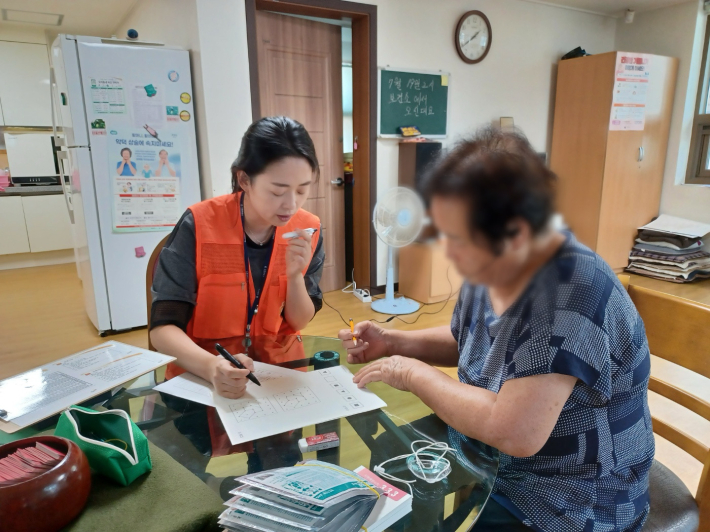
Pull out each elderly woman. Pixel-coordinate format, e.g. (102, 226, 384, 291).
(340, 128, 653, 531)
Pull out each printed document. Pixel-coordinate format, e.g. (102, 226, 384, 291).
(0, 342, 174, 432)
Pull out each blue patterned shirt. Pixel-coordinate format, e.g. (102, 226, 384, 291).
(450, 233, 653, 532)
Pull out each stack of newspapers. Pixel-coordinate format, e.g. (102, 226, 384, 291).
(220, 461, 382, 532)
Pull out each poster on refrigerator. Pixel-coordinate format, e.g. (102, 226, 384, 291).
(609, 53, 651, 131)
(88, 77, 127, 115)
(108, 128, 182, 232)
(131, 83, 166, 129)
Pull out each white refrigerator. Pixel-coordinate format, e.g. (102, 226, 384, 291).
(50, 35, 201, 334)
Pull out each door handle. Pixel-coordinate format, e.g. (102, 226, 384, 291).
(331, 177, 344, 187)
(638, 146, 644, 162)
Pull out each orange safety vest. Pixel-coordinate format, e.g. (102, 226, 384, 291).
(165, 192, 320, 380)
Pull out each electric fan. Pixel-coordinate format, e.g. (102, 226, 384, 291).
(371, 186, 426, 315)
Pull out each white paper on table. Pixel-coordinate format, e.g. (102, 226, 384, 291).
(214, 365, 387, 445)
(0, 342, 174, 431)
(639, 214, 710, 238)
(153, 361, 300, 407)
(154, 372, 215, 406)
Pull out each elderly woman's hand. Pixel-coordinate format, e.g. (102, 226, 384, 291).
(352, 355, 429, 392)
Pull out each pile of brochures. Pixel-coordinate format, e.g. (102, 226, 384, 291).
(219, 460, 387, 532)
(0, 442, 66, 485)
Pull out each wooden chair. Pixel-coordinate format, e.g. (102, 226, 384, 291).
(625, 283, 710, 531)
(146, 234, 170, 351)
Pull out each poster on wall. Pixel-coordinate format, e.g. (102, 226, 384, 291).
(108, 128, 183, 232)
(609, 53, 651, 131)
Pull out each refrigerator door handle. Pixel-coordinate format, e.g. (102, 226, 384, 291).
(58, 154, 75, 225)
(51, 67, 75, 225)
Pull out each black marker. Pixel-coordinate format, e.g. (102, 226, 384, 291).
(215, 343, 261, 386)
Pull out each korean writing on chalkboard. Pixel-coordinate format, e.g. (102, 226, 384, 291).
(387, 75, 437, 117)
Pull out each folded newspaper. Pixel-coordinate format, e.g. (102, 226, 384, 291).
(219, 460, 382, 532)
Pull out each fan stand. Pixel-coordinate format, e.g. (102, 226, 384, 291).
(371, 246, 420, 315)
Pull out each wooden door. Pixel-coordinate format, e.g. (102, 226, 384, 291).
(255, 11, 345, 293)
(596, 54, 678, 271)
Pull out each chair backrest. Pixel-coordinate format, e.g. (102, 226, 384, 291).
(626, 284, 710, 525)
(146, 234, 170, 351)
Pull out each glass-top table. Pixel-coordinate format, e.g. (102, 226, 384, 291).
(4, 335, 499, 532)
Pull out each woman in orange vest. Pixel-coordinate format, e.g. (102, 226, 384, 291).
(150, 116, 324, 399)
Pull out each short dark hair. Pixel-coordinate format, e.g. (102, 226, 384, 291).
(422, 126, 556, 254)
(121, 147, 132, 156)
(231, 116, 320, 193)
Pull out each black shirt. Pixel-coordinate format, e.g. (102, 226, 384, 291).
(150, 210, 324, 331)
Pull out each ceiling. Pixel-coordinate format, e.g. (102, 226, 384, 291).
(528, 0, 696, 16)
(0, 0, 137, 37)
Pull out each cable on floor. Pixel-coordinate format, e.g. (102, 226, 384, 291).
(322, 266, 460, 327)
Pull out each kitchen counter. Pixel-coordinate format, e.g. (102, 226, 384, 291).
(0, 185, 63, 196)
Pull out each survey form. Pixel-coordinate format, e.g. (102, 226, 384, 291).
(154, 361, 299, 407)
(214, 365, 386, 444)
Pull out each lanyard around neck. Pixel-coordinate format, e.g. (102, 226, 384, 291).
(240, 193, 275, 339)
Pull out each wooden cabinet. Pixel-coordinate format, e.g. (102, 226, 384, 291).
(22, 195, 73, 252)
(550, 51, 678, 271)
(398, 240, 462, 304)
(0, 196, 31, 255)
(0, 41, 52, 127)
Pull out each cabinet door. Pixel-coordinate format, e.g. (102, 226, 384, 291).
(21, 194, 73, 252)
(0, 196, 31, 255)
(550, 53, 617, 251)
(596, 56, 679, 271)
(0, 42, 52, 127)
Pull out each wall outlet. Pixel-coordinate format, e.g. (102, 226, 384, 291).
(354, 288, 372, 303)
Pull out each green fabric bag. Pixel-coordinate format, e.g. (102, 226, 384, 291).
(55, 405, 152, 486)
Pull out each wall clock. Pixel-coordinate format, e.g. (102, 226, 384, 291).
(455, 10, 492, 64)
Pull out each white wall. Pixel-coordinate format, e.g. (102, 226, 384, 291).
(615, 0, 710, 224)
(117, 0, 617, 285)
(368, 0, 616, 283)
(0, 26, 47, 44)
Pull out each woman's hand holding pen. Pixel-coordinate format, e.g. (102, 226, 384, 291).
(208, 353, 254, 399)
(285, 230, 313, 279)
(338, 321, 390, 364)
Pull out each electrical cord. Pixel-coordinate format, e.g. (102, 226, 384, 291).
(373, 265, 459, 325)
(322, 292, 351, 327)
(323, 266, 460, 327)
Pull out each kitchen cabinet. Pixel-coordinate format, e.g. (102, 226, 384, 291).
(0, 193, 72, 256)
(21, 194, 73, 252)
(0, 196, 31, 255)
(0, 41, 52, 127)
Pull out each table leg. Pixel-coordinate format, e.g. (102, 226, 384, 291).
(405, 481, 449, 532)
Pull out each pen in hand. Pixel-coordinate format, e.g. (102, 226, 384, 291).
(349, 318, 357, 346)
(215, 343, 261, 386)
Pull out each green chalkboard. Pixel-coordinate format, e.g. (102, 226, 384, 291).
(379, 69, 449, 137)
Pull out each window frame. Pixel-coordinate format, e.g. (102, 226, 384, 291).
(686, 16, 710, 185)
